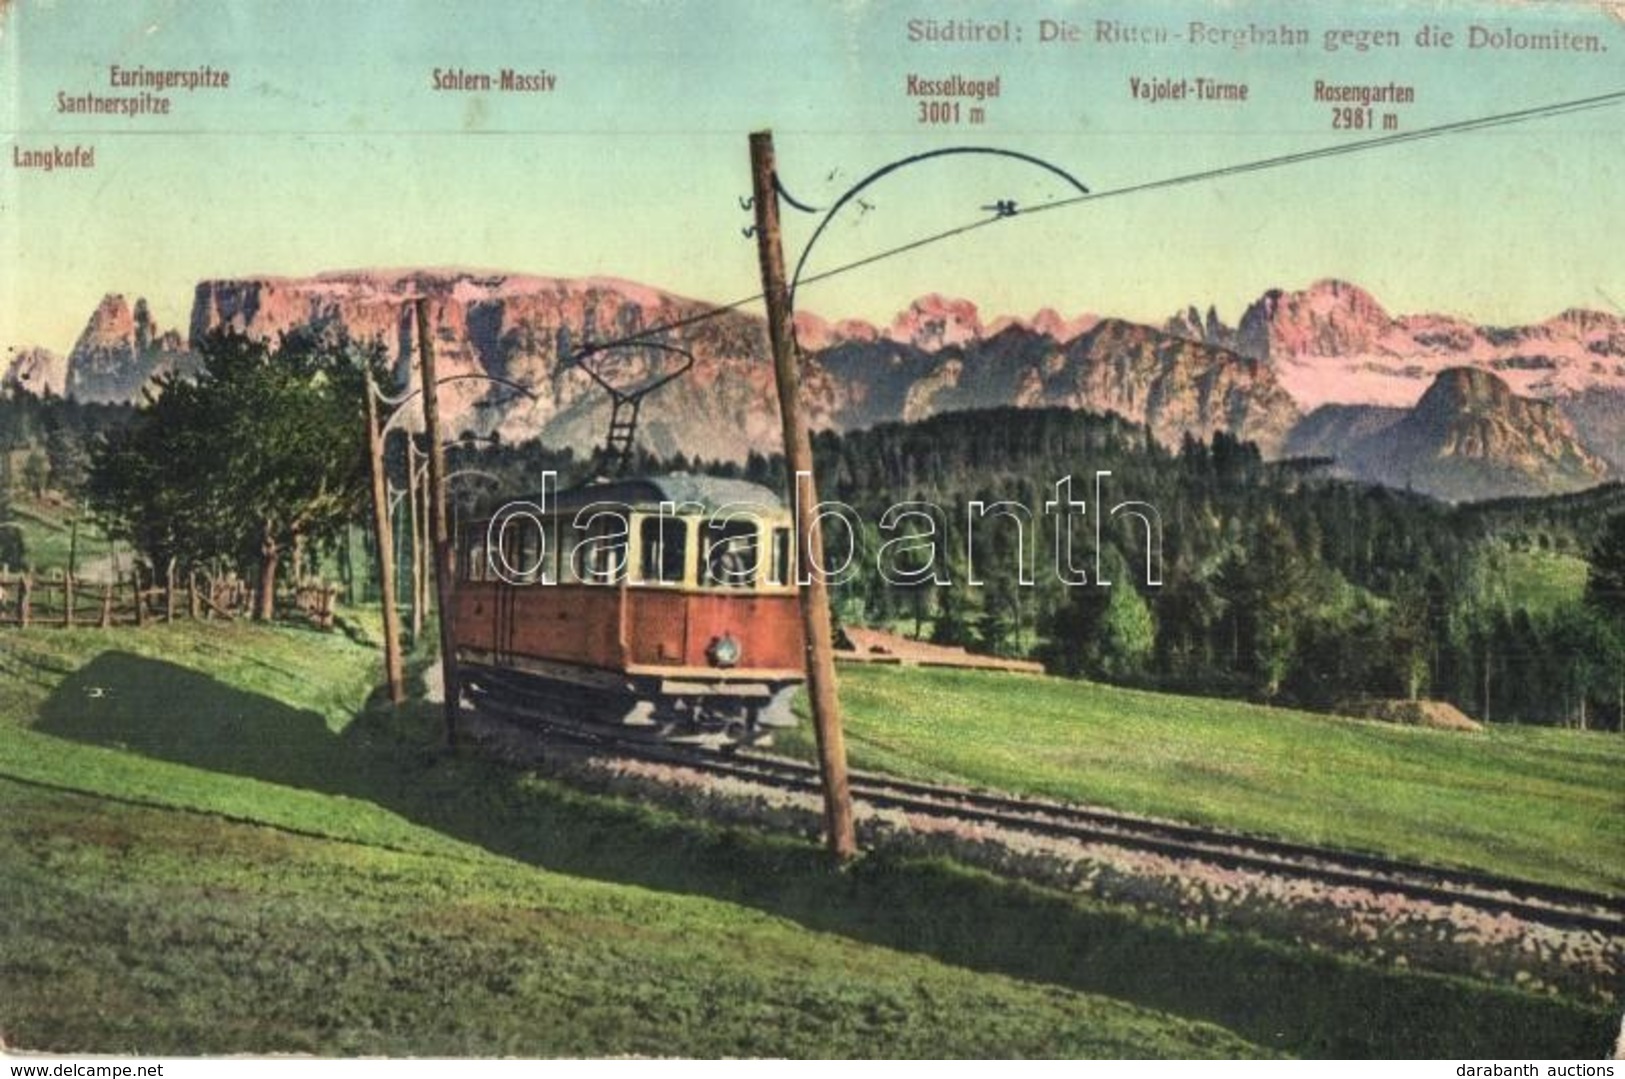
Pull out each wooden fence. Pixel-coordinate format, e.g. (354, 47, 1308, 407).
(0, 567, 337, 631)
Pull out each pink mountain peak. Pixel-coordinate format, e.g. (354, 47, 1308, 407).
(886, 294, 984, 350)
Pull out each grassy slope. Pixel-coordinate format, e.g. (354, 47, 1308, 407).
(5, 496, 109, 573)
(0, 621, 1254, 1057)
(1498, 549, 1589, 615)
(4, 780, 1260, 1058)
(780, 665, 1625, 895)
(0, 621, 1614, 1056)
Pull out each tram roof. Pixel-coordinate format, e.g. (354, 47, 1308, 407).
(529, 473, 786, 514)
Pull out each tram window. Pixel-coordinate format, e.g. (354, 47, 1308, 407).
(539, 517, 558, 584)
(490, 513, 552, 584)
(558, 518, 583, 584)
(703, 520, 758, 588)
(769, 526, 792, 586)
(465, 530, 487, 582)
(499, 520, 522, 581)
(502, 518, 536, 583)
(573, 513, 629, 584)
(524, 523, 539, 582)
(639, 517, 688, 585)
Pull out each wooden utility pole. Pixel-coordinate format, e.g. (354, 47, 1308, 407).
(748, 130, 858, 861)
(416, 298, 461, 747)
(364, 370, 405, 705)
(408, 441, 426, 645)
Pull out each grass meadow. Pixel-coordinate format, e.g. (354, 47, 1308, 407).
(780, 665, 1625, 895)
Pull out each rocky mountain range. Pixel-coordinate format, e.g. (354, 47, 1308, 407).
(1166, 278, 1625, 488)
(189, 271, 794, 463)
(1284, 367, 1610, 501)
(1167, 278, 1625, 409)
(800, 311, 1298, 454)
(44, 294, 196, 404)
(8, 270, 1621, 502)
(2, 346, 67, 398)
(178, 271, 1302, 461)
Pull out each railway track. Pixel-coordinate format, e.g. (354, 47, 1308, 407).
(709, 748, 1625, 936)
(474, 701, 1625, 938)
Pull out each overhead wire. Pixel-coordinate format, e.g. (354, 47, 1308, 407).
(572, 90, 1625, 356)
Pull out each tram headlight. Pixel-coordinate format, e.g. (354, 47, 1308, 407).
(707, 633, 742, 669)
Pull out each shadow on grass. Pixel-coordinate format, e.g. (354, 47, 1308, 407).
(39, 652, 339, 785)
(34, 651, 1616, 1059)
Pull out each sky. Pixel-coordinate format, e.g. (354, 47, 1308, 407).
(3, 0, 1623, 356)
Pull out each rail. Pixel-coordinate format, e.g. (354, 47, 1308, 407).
(472, 695, 1625, 938)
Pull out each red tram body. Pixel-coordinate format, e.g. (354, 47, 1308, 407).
(452, 474, 806, 746)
